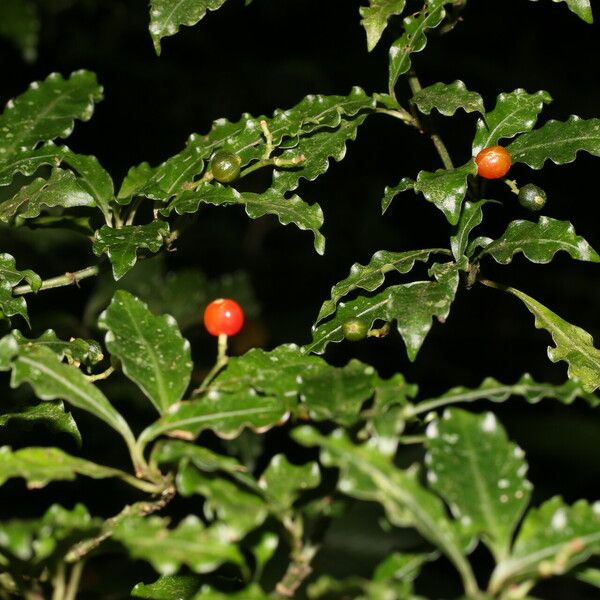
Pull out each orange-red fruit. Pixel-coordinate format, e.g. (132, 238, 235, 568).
(475, 145, 512, 179)
(203, 298, 244, 336)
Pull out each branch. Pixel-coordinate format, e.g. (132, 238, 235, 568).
(13, 266, 100, 296)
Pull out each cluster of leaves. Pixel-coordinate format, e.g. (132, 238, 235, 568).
(1, 0, 600, 599)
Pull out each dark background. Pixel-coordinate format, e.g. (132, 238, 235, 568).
(1, 1, 600, 598)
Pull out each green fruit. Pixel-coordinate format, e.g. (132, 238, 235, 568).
(210, 151, 242, 183)
(342, 317, 369, 341)
(518, 183, 547, 211)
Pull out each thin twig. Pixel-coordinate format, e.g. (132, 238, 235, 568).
(13, 266, 100, 296)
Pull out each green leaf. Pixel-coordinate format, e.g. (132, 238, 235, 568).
(405, 373, 599, 419)
(381, 176, 416, 214)
(62, 151, 113, 220)
(93, 221, 169, 280)
(0, 504, 101, 567)
(315, 248, 447, 323)
(388, 0, 447, 93)
(10, 329, 104, 369)
(0, 282, 29, 325)
(165, 183, 325, 255)
(0, 252, 41, 291)
(576, 567, 600, 588)
(359, 0, 406, 51)
(138, 392, 291, 445)
(507, 116, 600, 169)
(412, 81, 484, 117)
(474, 217, 600, 264)
(307, 264, 460, 360)
(425, 409, 532, 560)
(293, 427, 474, 585)
(528, 0, 593, 23)
(451, 200, 487, 260)
(133, 136, 207, 202)
(373, 551, 438, 583)
(149, 0, 229, 55)
(0, 142, 67, 186)
(117, 161, 155, 202)
(0, 71, 102, 166)
(0, 168, 95, 224)
(152, 439, 257, 491)
(472, 89, 552, 154)
(0, 0, 39, 62)
(98, 290, 192, 414)
(177, 464, 268, 537)
(5, 344, 135, 445)
(506, 286, 600, 392)
(490, 497, 600, 591)
(0, 446, 126, 488)
(191, 584, 270, 599)
(208, 344, 395, 426)
(0, 401, 81, 445)
(113, 514, 245, 575)
(271, 114, 370, 198)
(132, 575, 202, 600)
(413, 162, 478, 225)
(258, 454, 320, 509)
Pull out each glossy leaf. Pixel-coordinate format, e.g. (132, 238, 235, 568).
(0, 401, 81, 445)
(490, 497, 600, 591)
(62, 151, 113, 220)
(413, 162, 478, 225)
(165, 183, 325, 255)
(272, 114, 370, 196)
(405, 373, 599, 419)
(138, 391, 291, 444)
(425, 409, 532, 560)
(316, 248, 447, 323)
(0, 142, 67, 186)
(0, 285, 30, 324)
(528, 0, 593, 23)
(474, 217, 600, 264)
(381, 177, 414, 214)
(132, 575, 201, 600)
(359, 0, 406, 51)
(98, 290, 192, 413)
(0, 71, 102, 166)
(5, 344, 134, 444)
(10, 329, 104, 369)
(113, 514, 245, 575)
(0, 168, 95, 224)
(388, 0, 447, 93)
(149, 0, 229, 55)
(0, 252, 41, 292)
(576, 568, 600, 588)
(177, 464, 267, 537)
(93, 221, 169, 280)
(0, 0, 39, 62)
(293, 427, 473, 583)
(133, 136, 207, 202)
(0, 446, 125, 488)
(308, 265, 460, 360)
(507, 286, 600, 392)
(472, 89, 552, 154)
(508, 116, 600, 168)
(451, 200, 487, 260)
(258, 454, 320, 509)
(208, 344, 397, 426)
(117, 161, 155, 202)
(412, 81, 484, 117)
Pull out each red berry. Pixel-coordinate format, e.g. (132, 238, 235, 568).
(475, 145, 512, 179)
(203, 298, 244, 336)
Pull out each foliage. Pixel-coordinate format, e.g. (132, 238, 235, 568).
(0, 1, 598, 599)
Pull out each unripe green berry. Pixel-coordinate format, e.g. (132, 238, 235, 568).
(210, 151, 242, 183)
(342, 317, 369, 341)
(518, 184, 547, 211)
